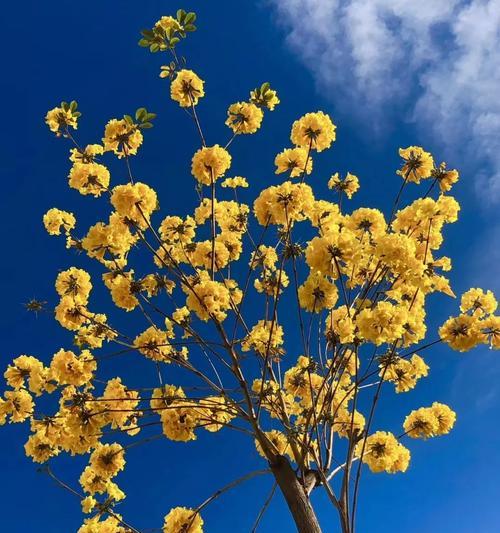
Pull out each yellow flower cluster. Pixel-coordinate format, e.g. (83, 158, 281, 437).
(241, 320, 284, 357)
(226, 101, 263, 134)
(183, 271, 241, 322)
(328, 172, 359, 199)
(4, 14, 499, 531)
(398, 146, 434, 183)
(440, 288, 499, 351)
(358, 431, 410, 474)
(69, 161, 110, 197)
(170, 69, 205, 107)
(298, 270, 338, 312)
(103, 118, 143, 158)
(163, 507, 203, 533)
(381, 354, 429, 393)
(191, 145, 231, 186)
(111, 182, 158, 229)
(275, 147, 313, 177)
(221, 176, 248, 188)
(254, 181, 315, 226)
(290, 111, 336, 152)
(83, 213, 138, 269)
(403, 403, 456, 438)
(43, 208, 76, 236)
(45, 101, 80, 136)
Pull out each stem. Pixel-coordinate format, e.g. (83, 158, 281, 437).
(270, 455, 322, 533)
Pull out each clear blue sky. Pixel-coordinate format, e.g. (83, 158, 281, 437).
(1, 1, 499, 532)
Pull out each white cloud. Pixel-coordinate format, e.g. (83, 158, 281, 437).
(272, 0, 500, 200)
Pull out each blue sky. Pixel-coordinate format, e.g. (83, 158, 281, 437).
(1, 1, 499, 531)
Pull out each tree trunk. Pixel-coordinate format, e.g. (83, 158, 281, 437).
(270, 455, 323, 533)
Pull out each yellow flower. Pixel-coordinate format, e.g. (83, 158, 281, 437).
(250, 245, 278, 271)
(103, 272, 139, 311)
(439, 314, 482, 352)
(4, 355, 48, 396)
(69, 144, 104, 164)
(103, 119, 143, 158)
(298, 271, 338, 312)
(24, 432, 58, 463)
(161, 402, 199, 442)
(430, 402, 456, 435)
(481, 315, 500, 348)
(54, 296, 87, 331)
(284, 356, 323, 400)
(241, 320, 284, 357)
(432, 163, 459, 192)
(101, 377, 140, 431)
(82, 213, 137, 269)
(403, 407, 440, 439)
(221, 176, 249, 188)
(225, 102, 263, 134)
(170, 69, 205, 107)
(68, 162, 110, 197)
(381, 354, 428, 393)
(255, 429, 291, 459)
(191, 145, 231, 186)
(1, 389, 34, 423)
(398, 146, 434, 183)
(45, 102, 80, 135)
(55, 267, 92, 304)
(155, 16, 181, 33)
(159, 215, 196, 244)
(249, 83, 280, 110)
(163, 507, 203, 533)
(110, 182, 158, 229)
(133, 326, 175, 362)
(356, 302, 408, 345)
(197, 396, 236, 432)
(183, 271, 239, 322)
(43, 208, 76, 236)
(327, 172, 359, 199)
(345, 208, 386, 237)
(358, 431, 410, 473)
(49, 349, 96, 386)
(460, 288, 497, 316)
(89, 443, 125, 479)
(275, 147, 313, 177)
(325, 306, 355, 344)
(335, 409, 366, 437)
(254, 181, 315, 226)
(81, 496, 97, 514)
(290, 111, 336, 152)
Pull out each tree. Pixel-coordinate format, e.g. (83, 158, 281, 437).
(1, 10, 499, 533)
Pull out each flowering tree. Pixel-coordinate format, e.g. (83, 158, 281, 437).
(2, 11, 499, 533)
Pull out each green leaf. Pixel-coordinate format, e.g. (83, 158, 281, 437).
(123, 114, 134, 125)
(184, 24, 196, 32)
(135, 107, 147, 121)
(184, 12, 196, 24)
(145, 113, 156, 121)
(140, 122, 153, 129)
(176, 9, 186, 21)
(69, 100, 78, 111)
(138, 38, 150, 47)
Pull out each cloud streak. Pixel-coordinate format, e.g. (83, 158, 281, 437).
(272, 0, 500, 201)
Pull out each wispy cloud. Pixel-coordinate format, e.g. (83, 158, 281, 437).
(271, 0, 500, 201)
